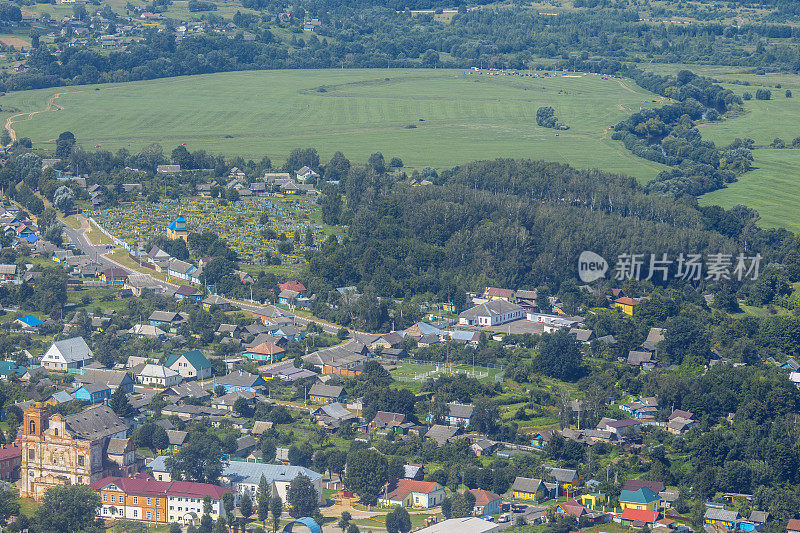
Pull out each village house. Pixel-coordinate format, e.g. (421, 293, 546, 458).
(443, 402, 474, 426)
(243, 341, 286, 363)
(667, 409, 696, 435)
(165, 350, 212, 381)
(458, 300, 524, 327)
(483, 287, 514, 301)
(304, 343, 368, 376)
(424, 425, 461, 446)
(40, 337, 94, 372)
(620, 508, 659, 527)
(149, 311, 187, 332)
(76, 369, 135, 394)
(378, 479, 446, 508)
(614, 296, 640, 316)
(705, 508, 740, 530)
(308, 383, 345, 404)
(136, 364, 182, 388)
(174, 285, 201, 302)
(368, 411, 407, 432)
(73, 382, 112, 403)
(312, 402, 359, 430)
(511, 477, 547, 501)
(619, 486, 661, 511)
(471, 488, 502, 516)
(101, 267, 129, 285)
(212, 371, 264, 393)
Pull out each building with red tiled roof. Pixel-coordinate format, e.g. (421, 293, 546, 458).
(787, 518, 800, 533)
(620, 508, 659, 526)
(91, 475, 234, 526)
(556, 499, 588, 518)
(378, 479, 446, 508)
(278, 280, 306, 294)
(483, 287, 514, 301)
(470, 488, 502, 516)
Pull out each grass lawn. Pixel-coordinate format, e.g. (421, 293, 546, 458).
(0, 69, 668, 180)
(699, 149, 800, 232)
(86, 222, 114, 246)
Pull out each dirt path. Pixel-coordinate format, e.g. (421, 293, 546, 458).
(3, 90, 83, 144)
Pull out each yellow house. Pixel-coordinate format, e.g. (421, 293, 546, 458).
(580, 493, 606, 510)
(619, 487, 660, 511)
(483, 287, 514, 301)
(510, 477, 545, 501)
(613, 296, 640, 316)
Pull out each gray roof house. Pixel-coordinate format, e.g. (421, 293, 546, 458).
(41, 337, 93, 370)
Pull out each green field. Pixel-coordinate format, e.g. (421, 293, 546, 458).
(0, 69, 669, 178)
(672, 66, 800, 231)
(700, 149, 800, 232)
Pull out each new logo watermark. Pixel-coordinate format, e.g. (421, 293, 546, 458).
(578, 251, 608, 283)
(578, 252, 761, 283)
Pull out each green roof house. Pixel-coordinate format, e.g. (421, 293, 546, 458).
(166, 350, 212, 381)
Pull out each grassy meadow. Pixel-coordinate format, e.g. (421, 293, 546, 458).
(652, 64, 800, 231)
(699, 149, 800, 232)
(0, 69, 669, 178)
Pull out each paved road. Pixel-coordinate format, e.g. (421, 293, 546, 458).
(62, 216, 351, 337)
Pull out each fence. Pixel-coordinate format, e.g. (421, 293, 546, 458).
(85, 214, 132, 252)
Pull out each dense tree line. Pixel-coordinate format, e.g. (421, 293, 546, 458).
(305, 157, 799, 314)
(8, 6, 800, 91)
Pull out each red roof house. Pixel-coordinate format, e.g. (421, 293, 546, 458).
(621, 508, 659, 525)
(556, 499, 588, 518)
(278, 281, 307, 293)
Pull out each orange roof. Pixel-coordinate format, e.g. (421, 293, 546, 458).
(614, 297, 640, 306)
(470, 488, 501, 506)
(385, 479, 442, 501)
(621, 508, 659, 523)
(788, 519, 800, 532)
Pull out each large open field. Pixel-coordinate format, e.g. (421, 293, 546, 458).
(699, 149, 800, 232)
(0, 69, 669, 178)
(652, 64, 800, 231)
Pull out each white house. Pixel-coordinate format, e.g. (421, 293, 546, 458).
(137, 364, 182, 387)
(147, 457, 324, 505)
(458, 300, 524, 327)
(378, 479, 446, 508)
(41, 336, 94, 371)
(165, 350, 213, 380)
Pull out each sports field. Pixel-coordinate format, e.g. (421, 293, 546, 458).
(0, 69, 668, 178)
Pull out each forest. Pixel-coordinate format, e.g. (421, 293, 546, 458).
(305, 157, 798, 300)
(8, 4, 800, 92)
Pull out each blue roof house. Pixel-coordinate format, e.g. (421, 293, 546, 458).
(74, 382, 112, 403)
